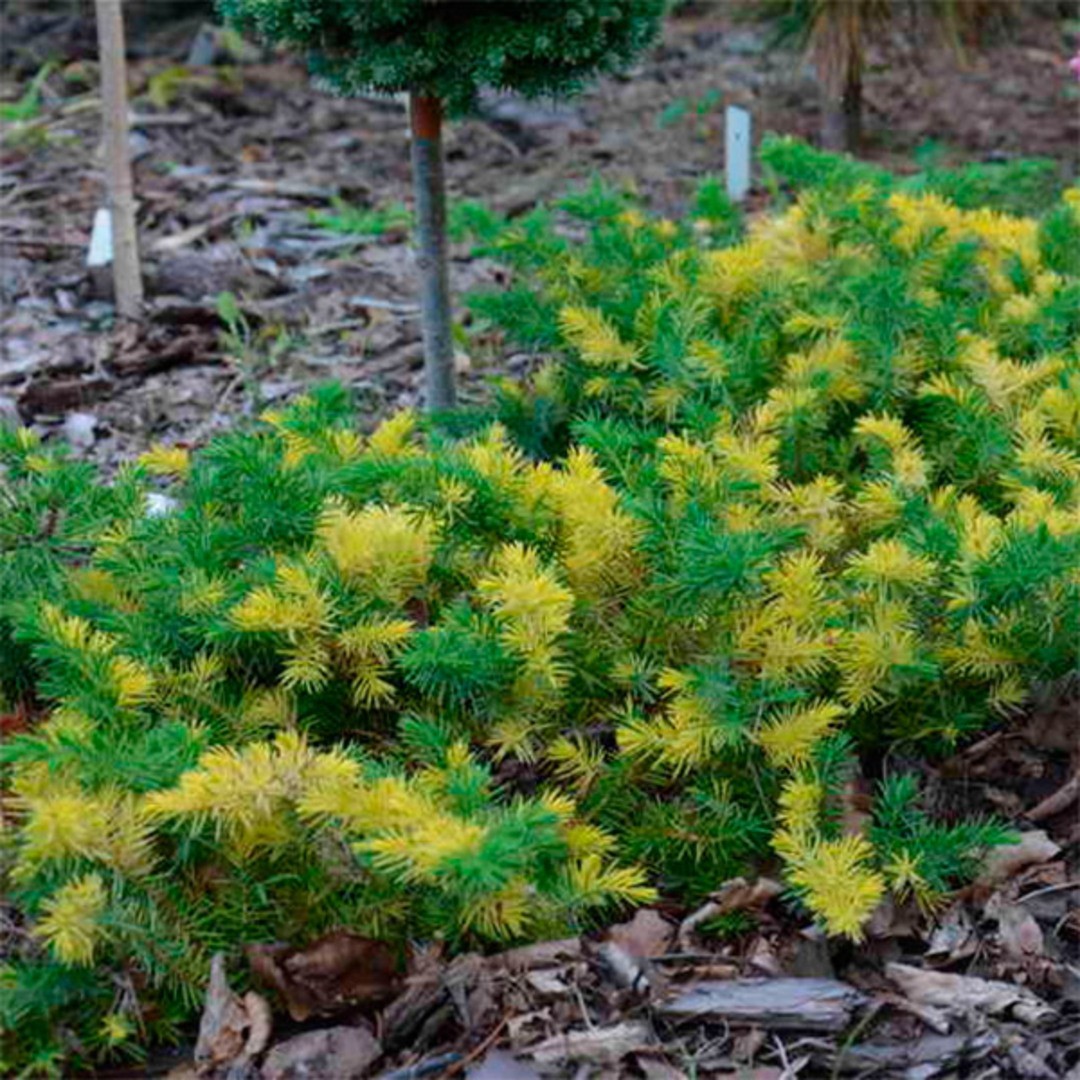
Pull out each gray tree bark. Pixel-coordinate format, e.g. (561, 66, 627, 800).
(94, 0, 143, 320)
(409, 91, 456, 411)
(820, 64, 862, 153)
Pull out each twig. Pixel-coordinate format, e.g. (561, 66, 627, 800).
(677, 899, 723, 950)
(349, 295, 421, 314)
(876, 990, 950, 1034)
(572, 980, 596, 1033)
(0, 235, 88, 250)
(0, 182, 54, 209)
(150, 212, 238, 254)
(1017, 880, 1080, 904)
(307, 319, 370, 336)
(1026, 774, 1079, 821)
(829, 999, 883, 1080)
(129, 111, 196, 127)
(443, 1016, 509, 1077)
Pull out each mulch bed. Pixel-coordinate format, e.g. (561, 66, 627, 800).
(2, 6, 1078, 470)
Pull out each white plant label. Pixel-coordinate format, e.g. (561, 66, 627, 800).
(726, 105, 751, 203)
(87, 206, 114, 269)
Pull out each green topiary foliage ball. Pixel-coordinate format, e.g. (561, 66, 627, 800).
(217, 0, 666, 113)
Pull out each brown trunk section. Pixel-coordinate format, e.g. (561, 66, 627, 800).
(820, 65, 862, 153)
(409, 92, 456, 411)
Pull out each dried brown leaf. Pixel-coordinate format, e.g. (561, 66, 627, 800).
(523, 1021, 653, 1066)
(247, 931, 400, 1022)
(975, 831, 1061, 889)
(885, 962, 1055, 1024)
(994, 901, 1046, 961)
(261, 1025, 381, 1080)
(194, 954, 273, 1076)
(607, 908, 675, 960)
(491, 937, 582, 973)
(925, 904, 978, 966)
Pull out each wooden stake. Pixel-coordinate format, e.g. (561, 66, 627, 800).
(94, 0, 143, 320)
(409, 91, 456, 411)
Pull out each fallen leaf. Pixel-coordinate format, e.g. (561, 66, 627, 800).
(607, 908, 674, 960)
(1023, 684, 1079, 754)
(491, 937, 582, 972)
(975, 831, 1061, 889)
(248, 930, 400, 1022)
(732, 1026, 767, 1060)
(523, 969, 571, 998)
(1027, 774, 1080, 822)
(194, 953, 273, 1076)
(523, 1021, 653, 1066)
(864, 893, 920, 941)
(885, 962, 1055, 1024)
(261, 1025, 381, 1080)
(507, 1009, 552, 1049)
(994, 901, 1046, 961)
(925, 903, 977, 965)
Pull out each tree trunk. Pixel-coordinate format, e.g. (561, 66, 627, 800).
(409, 91, 456, 412)
(819, 58, 862, 154)
(94, 0, 143, 320)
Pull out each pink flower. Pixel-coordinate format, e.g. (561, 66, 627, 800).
(1071, 51, 1080, 82)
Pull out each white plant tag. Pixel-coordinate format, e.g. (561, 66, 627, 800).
(725, 105, 751, 203)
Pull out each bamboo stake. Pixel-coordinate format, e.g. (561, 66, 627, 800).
(94, 0, 143, 319)
(409, 91, 456, 411)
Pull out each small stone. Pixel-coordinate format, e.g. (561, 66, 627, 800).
(145, 493, 180, 518)
(261, 1026, 381, 1080)
(63, 411, 98, 450)
(723, 29, 767, 56)
(0, 395, 20, 429)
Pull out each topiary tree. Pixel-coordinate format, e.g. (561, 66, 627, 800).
(218, 0, 666, 410)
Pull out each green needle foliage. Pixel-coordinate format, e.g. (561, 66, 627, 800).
(216, 0, 666, 115)
(3, 144, 1078, 1072)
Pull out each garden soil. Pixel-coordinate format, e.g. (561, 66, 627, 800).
(1, 3, 1078, 469)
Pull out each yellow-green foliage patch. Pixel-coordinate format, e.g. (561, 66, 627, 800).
(2, 146, 1078, 1071)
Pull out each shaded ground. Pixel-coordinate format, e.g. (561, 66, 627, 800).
(1, 3, 1078, 467)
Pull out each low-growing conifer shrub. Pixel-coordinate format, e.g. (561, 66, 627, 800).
(2, 143, 1078, 1072)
